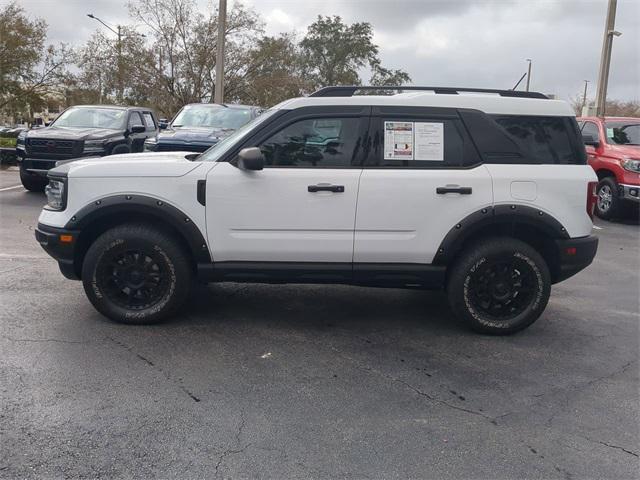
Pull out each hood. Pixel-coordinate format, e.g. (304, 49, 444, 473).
(606, 143, 640, 157)
(26, 126, 121, 141)
(50, 151, 203, 178)
(157, 126, 235, 144)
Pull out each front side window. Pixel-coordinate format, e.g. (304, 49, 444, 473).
(52, 107, 126, 129)
(128, 112, 144, 129)
(492, 116, 581, 164)
(581, 122, 600, 142)
(605, 122, 640, 145)
(258, 117, 362, 168)
(172, 105, 254, 130)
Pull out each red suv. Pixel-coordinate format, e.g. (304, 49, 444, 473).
(578, 116, 640, 219)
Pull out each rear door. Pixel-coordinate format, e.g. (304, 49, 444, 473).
(354, 106, 493, 264)
(206, 106, 369, 263)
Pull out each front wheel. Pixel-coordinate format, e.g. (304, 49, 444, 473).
(595, 177, 620, 220)
(447, 237, 551, 335)
(81, 224, 192, 324)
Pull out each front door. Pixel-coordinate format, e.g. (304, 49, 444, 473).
(206, 110, 369, 263)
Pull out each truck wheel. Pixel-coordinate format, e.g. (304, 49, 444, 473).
(19, 164, 47, 192)
(110, 144, 131, 155)
(595, 177, 620, 220)
(81, 224, 192, 325)
(446, 237, 551, 335)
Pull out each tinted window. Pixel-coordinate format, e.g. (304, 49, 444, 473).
(492, 116, 582, 164)
(258, 117, 362, 168)
(581, 122, 600, 142)
(128, 112, 144, 129)
(142, 112, 156, 130)
(367, 118, 468, 168)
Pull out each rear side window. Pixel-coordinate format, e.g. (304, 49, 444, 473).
(366, 117, 478, 168)
(142, 112, 156, 130)
(485, 115, 584, 164)
(258, 117, 363, 168)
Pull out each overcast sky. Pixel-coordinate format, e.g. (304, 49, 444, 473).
(10, 0, 640, 102)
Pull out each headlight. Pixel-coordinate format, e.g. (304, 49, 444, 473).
(621, 158, 640, 173)
(44, 177, 67, 211)
(83, 139, 106, 152)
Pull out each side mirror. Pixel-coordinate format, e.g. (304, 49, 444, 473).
(582, 134, 600, 148)
(237, 147, 264, 171)
(159, 121, 168, 130)
(131, 124, 146, 134)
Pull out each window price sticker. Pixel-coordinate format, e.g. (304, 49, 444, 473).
(384, 121, 444, 161)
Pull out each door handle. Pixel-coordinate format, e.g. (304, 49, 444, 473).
(436, 186, 472, 195)
(308, 184, 345, 193)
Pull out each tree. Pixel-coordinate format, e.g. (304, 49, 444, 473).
(570, 93, 640, 117)
(300, 15, 410, 90)
(0, 2, 71, 115)
(234, 34, 309, 107)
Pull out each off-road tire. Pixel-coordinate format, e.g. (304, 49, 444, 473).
(81, 223, 192, 325)
(19, 164, 47, 192)
(595, 177, 620, 220)
(447, 237, 551, 335)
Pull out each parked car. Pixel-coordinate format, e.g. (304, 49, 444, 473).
(16, 105, 159, 192)
(35, 86, 598, 335)
(144, 103, 261, 153)
(578, 116, 640, 219)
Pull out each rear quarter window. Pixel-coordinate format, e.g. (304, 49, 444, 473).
(491, 115, 585, 165)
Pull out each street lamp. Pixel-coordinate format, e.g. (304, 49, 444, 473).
(525, 59, 532, 92)
(87, 13, 146, 104)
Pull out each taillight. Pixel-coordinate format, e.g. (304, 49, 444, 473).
(586, 181, 598, 219)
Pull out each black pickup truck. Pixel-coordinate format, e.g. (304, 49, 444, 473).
(16, 105, 158, 191)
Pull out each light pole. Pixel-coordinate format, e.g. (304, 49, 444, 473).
(595, 0, 621, 117)
(582, 80, 590, 115)
(214, 0, 227, 104)
(525, 59, 532, 92)
(87, 14, 145, 104)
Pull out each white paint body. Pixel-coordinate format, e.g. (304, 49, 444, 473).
(38, 91, 595, 266)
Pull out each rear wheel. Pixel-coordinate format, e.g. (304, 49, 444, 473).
(19, 164, 47, 192)
(447, 237, 551, 335)
(595, 177, 620, 220)
(81, 224, 192, 324)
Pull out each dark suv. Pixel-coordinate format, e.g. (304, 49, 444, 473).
(16, 105, 158, 191)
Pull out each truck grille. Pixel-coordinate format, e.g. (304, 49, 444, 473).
(26, 138, 82, 158)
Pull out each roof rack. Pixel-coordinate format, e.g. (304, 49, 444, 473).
(309, 86, 548, 100)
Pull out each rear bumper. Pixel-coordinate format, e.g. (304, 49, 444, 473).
(553, 235, 598, 283)
(35, 223, 80, 280)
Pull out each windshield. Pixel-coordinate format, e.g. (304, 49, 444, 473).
(199, 109, 278, 162)
(605, 122, 640, 146)
(52, 107, 126, 129)
(172, 105, 254, 129)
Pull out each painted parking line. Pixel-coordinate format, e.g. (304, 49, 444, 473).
(0, 184, 24, 192)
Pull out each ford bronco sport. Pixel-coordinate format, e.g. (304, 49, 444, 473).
(17, 105, 158, 192)
(35, 86, 598, 334)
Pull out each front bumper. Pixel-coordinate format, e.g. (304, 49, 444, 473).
(553, 235, 598, 283)
(35, 223, 80, 280)
(20, 155, 102, 176)
(619, 183, 640, 203)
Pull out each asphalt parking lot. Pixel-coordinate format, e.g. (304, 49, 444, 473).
(0, 166, 638, 479)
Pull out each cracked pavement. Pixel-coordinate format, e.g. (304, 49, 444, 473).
(0, 170, 638, 479)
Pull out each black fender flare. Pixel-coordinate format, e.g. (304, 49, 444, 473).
(64, 194, 211, 263)
(433, 204, 570, 266)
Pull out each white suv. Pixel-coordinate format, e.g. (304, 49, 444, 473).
(35, 86, 599, 334)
